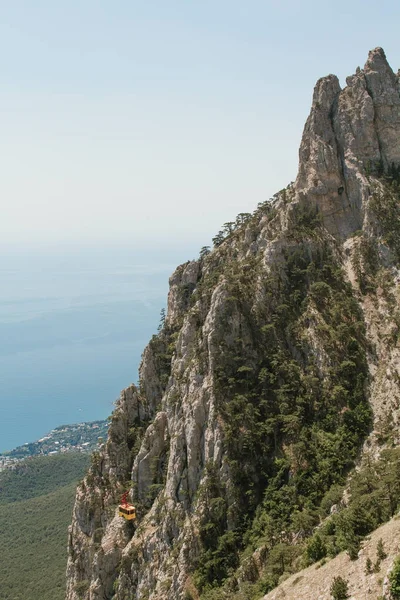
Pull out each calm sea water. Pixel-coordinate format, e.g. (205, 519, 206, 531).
(0, 244, 195, 452)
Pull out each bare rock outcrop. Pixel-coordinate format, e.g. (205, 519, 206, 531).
(296, 46, 400, 238)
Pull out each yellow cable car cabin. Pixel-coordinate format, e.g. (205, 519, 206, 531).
(118, 504, 136, 520)
(119, 492, 136, 521)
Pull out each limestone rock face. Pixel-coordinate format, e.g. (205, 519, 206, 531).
(166, 260, 200, 328)
(131, 411, 168, 504)
(65, 48, 400, 600)
(65, 385, 150, 600)
(296, 46, 400, 238)
(364, 47, 400, 166)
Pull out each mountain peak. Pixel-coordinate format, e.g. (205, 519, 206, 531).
(296, 47, 400, 237)
(365, 46, 390, 70)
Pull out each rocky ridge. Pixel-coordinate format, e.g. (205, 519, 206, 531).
(66, 48, 400, 600)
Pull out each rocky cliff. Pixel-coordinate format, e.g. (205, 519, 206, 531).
(66, 48, 400, 600)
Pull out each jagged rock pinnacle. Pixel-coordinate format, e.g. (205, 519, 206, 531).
(296, 47, 400, 238)
(311, 74, 341, 112)
(365, 46, 390, 70)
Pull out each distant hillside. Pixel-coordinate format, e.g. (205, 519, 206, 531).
(0, 453, 89, 504)
(0, 453, 89, 600)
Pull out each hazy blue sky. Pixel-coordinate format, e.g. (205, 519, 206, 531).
(1, 1, 399, 246)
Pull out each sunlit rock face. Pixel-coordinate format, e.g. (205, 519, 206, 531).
(296, 47, 400, 238)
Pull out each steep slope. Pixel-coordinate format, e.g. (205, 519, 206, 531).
(263, 516, 400, 600)
(66, 48, 400, 600)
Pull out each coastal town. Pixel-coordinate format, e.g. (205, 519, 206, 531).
(0, 420, 109, 471)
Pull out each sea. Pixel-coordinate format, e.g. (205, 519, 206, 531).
(0, 243, 197, 453)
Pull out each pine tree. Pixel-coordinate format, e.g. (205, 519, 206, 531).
(377, 538, 387, 561)
(330, 576, 349, 600)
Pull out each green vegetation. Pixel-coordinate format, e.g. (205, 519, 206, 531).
(389, 556, 400, 599)
(190, 207, 373, 598)
(365, 557, 373, 574)
(153, 191, 400, 599)
(350, 167, 400, 296)
(0, 453, 89, 504)
(0, 453, 88, 600)
(77, 170, 399, 600)
(330, 576, 349, 600)
(377, 538, 387, 561)
(0, 482, 78, 600)
(210, 184, 294, 250)
(351, 234, 380, 295)
(369, 172, 400, 263)
(147, 304, 183, 392)
(302, 448, 400, 566)
(148, 330, 175, 391)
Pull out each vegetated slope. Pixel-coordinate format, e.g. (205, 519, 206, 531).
(0, 454, 89, 600)
(263, 515, 400, 600)
(0, 482, 78, 600)
(0, 453, 89, 504)
(65, 47, 400, 600)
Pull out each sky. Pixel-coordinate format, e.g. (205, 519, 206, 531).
(1, 0, 400, 248)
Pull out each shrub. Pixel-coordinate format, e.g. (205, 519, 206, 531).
(330, 576, 349, 600)
(306, 534, 327, 563)
(389, 556, 400, 598)
(377, 538, 387, 561)
(365, 557, 372, 574)
(73, 580, 90, 595)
